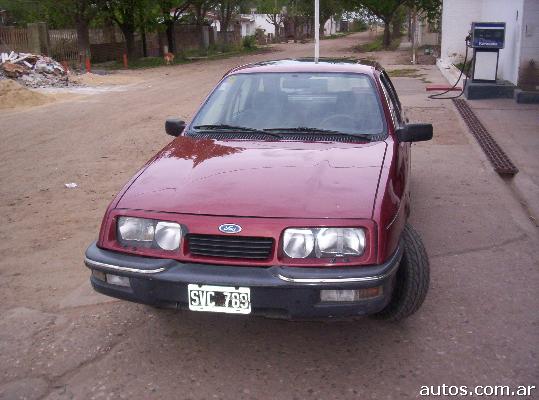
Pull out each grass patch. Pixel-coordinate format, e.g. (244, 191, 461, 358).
(387, 68, 423, 78)
(93, 45, 268, 71)
(321, 32, 352, 40)
(93, 55, 188, 70)
(454, 60, 473, 73)
(353, 35, 401, 52)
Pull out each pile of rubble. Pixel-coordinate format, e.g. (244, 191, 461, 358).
(0, 51, 70, 88)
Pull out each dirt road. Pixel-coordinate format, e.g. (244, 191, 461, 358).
(0, 32, 537, 399)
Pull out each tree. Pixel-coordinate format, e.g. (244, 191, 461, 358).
(344, 0, 441, 47)
(353, 0, 406, 47)
(391, 5, 406, 38)
(190, 0, 216, 26)
(100, 0, 152, 60)
(319, 0, 344, 36)
(157, 0, 191, 54)
(256, 0, 286, 41)
(216, 0, 242, 45)
(0, 0, 97, 63)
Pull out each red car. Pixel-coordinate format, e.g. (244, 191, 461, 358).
(85, 59, 433, 320)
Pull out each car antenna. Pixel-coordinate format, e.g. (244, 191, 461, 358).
(314, 0, 319, 63)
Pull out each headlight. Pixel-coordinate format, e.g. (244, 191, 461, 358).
(315, 228, 365, 257)
(117, 217, 182, 251)
(155, 221, 183, 251)
(283, 228, 314, 258)
(282, 227, 365, 259)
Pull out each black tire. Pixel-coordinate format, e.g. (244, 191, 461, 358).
(374, 224, 430, 321)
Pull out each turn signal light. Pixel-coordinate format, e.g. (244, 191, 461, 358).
(320, 287, 382, 302)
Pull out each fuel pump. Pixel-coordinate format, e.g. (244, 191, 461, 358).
(430, 22, 507, 100)
(470, 22, 506, 82)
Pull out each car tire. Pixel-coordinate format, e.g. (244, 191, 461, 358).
(373, 223, 430, 321)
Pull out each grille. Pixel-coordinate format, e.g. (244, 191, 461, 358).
(187, 234, 274, 260)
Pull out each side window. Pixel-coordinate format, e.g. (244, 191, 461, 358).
(380, 73, 402, 126)
(381, 71, 402, 112)
(380, 79, 399, 127)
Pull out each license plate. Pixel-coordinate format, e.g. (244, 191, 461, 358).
(188, 284, 251, 314)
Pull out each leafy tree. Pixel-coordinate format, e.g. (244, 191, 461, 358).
(319, 0, 344, 36)
(256, 0, 286, 40)
(1, 0, 97, 62)
(344, 0, 440, 47)
(0, 0, 48, 26)
(216, 0, 244, 45)
(190, 0, 217, 26)
(99, 0, 152, 60)
(156, 0, 191, 54)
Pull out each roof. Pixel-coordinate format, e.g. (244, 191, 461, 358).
(227, 58, 384, 76)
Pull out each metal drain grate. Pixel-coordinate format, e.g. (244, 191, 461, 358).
(453, 99, 519, 176)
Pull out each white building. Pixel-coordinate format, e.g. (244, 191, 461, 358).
(323, 17, 341, 36)
(239, 15, 256, 37)
(439, 0, 539, 87)
(253, 14, 282, 36)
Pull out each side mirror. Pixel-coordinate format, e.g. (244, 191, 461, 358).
(165, 118, 186, 137)
(396, 123, 433, 142)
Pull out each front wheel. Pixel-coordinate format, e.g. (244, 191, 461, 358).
(374, 224, 430, 321)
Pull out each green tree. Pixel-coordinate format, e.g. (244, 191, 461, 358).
(256, 0, 286, 40)
(319, 0, 344, 36)
(216, 0, 244, 45)
(156, 0, 191, 54)
(100, 0, 151, 60)
(0, 0, 47, 26)
(0, 0, 97, 62)
(344, 0, 440, 47)
(190, 0, 217, 26)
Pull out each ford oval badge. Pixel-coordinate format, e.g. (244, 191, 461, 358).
(219, 223, 242, 234)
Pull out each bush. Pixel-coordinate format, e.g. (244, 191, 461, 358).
(350, 19, 368, 32)
(242, 35, 257, 51)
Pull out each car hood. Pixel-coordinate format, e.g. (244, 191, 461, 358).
(117, 136, 387, 219)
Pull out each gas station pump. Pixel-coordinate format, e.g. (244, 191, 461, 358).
(470, 22, 506, 82)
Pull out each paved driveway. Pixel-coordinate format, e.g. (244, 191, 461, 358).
(0, 33, 537, 399)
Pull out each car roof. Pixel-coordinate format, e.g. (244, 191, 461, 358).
(226, 58, 384, 76)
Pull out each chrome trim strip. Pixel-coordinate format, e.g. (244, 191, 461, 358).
(84, 257, 165, 274)
(276, 258, 400, 284)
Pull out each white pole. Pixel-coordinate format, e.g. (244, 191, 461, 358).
(314, 0, 319, 62)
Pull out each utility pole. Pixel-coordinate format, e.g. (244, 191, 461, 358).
(314, 0, 319, 62)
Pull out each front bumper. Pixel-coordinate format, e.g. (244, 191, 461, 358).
(84, 242, 403, 319)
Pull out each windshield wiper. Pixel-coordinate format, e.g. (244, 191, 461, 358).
(264, 127, 373, 140)
(192, 124, 281, 138)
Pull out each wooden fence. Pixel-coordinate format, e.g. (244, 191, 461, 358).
(49, 29, 78, 64)
(0, 27, 29, 53)
(1, 23, 231, 66)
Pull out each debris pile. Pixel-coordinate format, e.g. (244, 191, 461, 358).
(0, 51, 69, 88)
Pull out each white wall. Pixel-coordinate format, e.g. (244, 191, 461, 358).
(254, 14, 281, 35)
(479, 0, 524, 85)
(240, 19, 256, 37)
(440, 0, 483, 63)
(440, 0, 528, 85)
(323, 17, 339, 36)
(519, 0, 539, 88)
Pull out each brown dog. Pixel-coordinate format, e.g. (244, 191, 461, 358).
(164, 52, 175, 65)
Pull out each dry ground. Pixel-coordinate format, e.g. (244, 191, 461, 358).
(0, 32, 538, 400)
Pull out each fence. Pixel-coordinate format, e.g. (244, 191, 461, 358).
(49, 29, 78, 64)
(0, 26, 29, 53)
(1, 22, 236, 66)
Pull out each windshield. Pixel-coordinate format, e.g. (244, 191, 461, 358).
(190, 72, 385, 136)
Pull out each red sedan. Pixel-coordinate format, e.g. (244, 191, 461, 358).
(85, 59, 433, 320)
